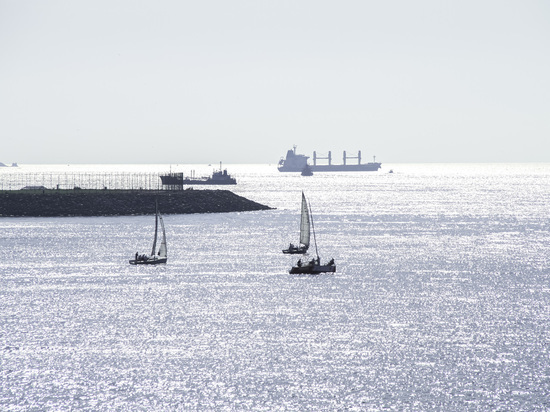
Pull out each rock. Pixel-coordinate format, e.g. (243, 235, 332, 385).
(0, 189, 271, 217)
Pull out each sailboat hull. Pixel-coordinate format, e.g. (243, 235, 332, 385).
(289, 264, 336, 274)
(129, 257, 167, 265)
(282, 246, 308, 254)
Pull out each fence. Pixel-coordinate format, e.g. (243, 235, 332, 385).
(0, 172, 166, 191)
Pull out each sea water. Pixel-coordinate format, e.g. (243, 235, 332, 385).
(1, 163, 550, 410)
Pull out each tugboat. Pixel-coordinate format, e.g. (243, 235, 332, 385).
(278, 146, 381, 172)
(160, 162, 236, 188)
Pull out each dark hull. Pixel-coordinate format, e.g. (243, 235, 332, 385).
(289, 264, 336, 274)
(312, 163, 381, 172)
(279, 163, 381, 172)
(301, 165, 313, 176)
(282, 246, 308, 254)
(129, 258, 167, 265)
(160, 176, 236, 185)
(182, 179, 236, 185)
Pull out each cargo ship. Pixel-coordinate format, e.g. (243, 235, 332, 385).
(278, 146, 381, 172)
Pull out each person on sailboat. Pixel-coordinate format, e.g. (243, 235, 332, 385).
(328, 258, 334, 266)
(297, 259, 302, 267)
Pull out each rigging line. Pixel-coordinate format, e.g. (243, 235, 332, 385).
(307, 199, 320, 259)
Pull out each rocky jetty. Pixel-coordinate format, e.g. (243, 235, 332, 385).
(0, 189, 271, 217)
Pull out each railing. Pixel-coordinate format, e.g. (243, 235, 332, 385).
(0, 172, 165, 191)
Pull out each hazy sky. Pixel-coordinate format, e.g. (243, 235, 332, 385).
(2, 0, 549, 164)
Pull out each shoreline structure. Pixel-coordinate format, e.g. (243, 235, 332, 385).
(0, 189, 271, 217)
(0, 169, 271, 217)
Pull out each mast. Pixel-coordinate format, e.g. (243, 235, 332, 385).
(299, 191, 310, 247)
(159, 213, 167, 258)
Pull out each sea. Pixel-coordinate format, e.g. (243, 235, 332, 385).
(1, 163, 550, 411)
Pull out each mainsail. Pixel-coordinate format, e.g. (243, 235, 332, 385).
(151, 205, 159, 256)
(299, 192, 310, 248)
(150, 201, 167, 258)
(158, 214, 167, 258)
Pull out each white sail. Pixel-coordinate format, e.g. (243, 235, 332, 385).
(158, 214, 167, 258)
(151, 208, 159, 256)
(299, 192, 310, 247)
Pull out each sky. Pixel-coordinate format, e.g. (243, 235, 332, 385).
(1, 0, 550, 164)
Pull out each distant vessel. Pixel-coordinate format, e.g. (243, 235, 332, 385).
(278, 146, 381, 172)
(129, 202, 167, 265)
(160, 163, 236, 188)
(283, 191, 310, 254)
(301, 164, 313, 176)
(0, 162, 18, 167)
(288, 192, 336, 274)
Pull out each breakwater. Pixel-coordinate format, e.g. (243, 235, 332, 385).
(0, 189, 271, 217)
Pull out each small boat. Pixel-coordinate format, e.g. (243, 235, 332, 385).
(289, 257, 336, 274)
(288, 193, 335, 274)
(301, 164, 313, 176)
(129, 202, 167, 265)
(283, 192, 310, 254)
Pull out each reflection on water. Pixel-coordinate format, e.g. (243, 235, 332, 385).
(1, 163, 550, 410)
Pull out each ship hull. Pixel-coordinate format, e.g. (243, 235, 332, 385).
(279, 163, 381, 172)
(174, 179, 236, 185)
(160, 174, 236, 185)
(289, 264, 336, 274)
(129, 257, 167, 265)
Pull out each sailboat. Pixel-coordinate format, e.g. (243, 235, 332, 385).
(129, 202, 168, 265)
(282, 191, 310, 254)
(288, 193, 336, 274)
